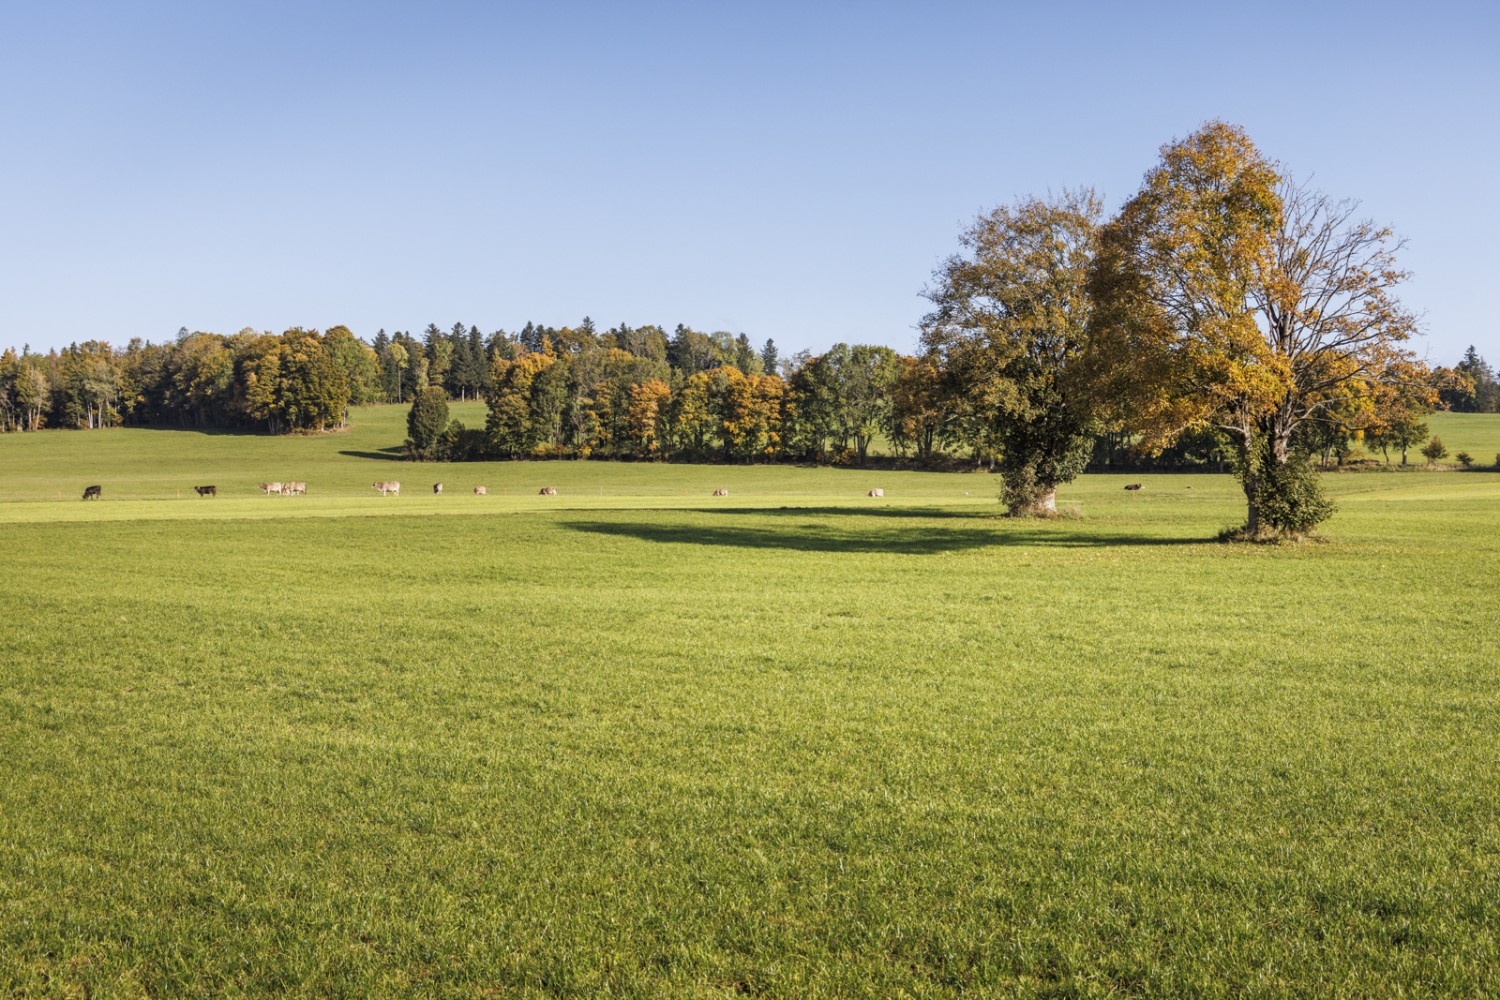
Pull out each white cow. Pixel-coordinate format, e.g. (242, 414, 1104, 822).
(371, 481, 401, 496)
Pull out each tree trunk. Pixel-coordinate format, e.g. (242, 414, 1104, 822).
(1233, 428, 1262, 535)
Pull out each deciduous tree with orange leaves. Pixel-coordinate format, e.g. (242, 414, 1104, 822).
(1089, 121, 1428, 537)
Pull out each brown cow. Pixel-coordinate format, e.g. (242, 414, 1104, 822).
(194, 485, 217, 497)
(259, 482, 283, 495)
(371, 481, 400, 496)
(713, 488, 729, 497)
(1124, 483, 1143, 491)
(539, 486, 558, 496)
(82, 485, 101, 500)
(284, 481, 306, 495)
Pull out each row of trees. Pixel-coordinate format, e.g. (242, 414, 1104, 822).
(0, 321, 785, 436)
(369, 321, 779, 407)
(475, 341, 917, 463)
(0, 327, 377, 434)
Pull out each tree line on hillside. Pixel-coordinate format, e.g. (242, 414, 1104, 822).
(0, 316, 1271, 471)
(2, 313, 1480, 474)
(0, 327, 377, 434)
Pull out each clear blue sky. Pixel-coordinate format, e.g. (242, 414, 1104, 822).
(2, 1, 1495, 363)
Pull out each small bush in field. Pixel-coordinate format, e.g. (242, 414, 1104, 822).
(1421, 436, 1448, 465)
(1456, 452, 1473, 468)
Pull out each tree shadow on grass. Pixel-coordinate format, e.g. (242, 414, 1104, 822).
(338, 447, 405, 461)
(685, 505, 982, 521)
(128, 424, 274, 437)
(567, 511, 1206, 554)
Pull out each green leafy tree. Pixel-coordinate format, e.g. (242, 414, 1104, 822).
(382, 339, 409, 402)
(277, 329, 349, 431)
(924, 190, 1103, 513)
(782, 352, 839, 461)
(405, 386, 450, 460)
(240, 339, 284, 433)
(170, 334, 234, 426)
(324, 326, 381, 412)
(832, 344, 900, 464)
(14, 355, 50, 430)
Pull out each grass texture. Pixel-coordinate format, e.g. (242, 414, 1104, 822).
(2, 407, 1498, 996)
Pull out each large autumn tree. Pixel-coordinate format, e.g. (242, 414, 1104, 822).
(1089, 121, 1424, 536)
(922, 189, 1103, 515)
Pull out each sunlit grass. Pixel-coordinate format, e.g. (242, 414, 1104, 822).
(2, 410, 1498, 995)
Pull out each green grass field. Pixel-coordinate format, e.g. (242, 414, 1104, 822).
(1419, 412, 1500, 466)
(3, 408, 1499, 996)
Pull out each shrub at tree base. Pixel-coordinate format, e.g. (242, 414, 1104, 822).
(998, 433, 1094, 517)
(1456, 452, 1474, 468)
(1225, 442, 1336, 540)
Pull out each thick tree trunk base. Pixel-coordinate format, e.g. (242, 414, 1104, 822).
(1006, 488, 1058, 518)
(1217, 522, 1326, 545)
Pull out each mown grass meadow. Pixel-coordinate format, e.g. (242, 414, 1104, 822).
(2, 408, 1498, 996)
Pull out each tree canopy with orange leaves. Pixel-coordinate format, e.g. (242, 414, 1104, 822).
(1088, 121, 1429, 536)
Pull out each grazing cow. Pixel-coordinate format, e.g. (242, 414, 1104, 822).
(433, 483, 443, 495)
(371, 481, 400, 496)
(539, 486, 558, 496)
(713, 488, 729, 497)
(82, 485, 102, 500)
(259, 482, 283, 495)
(867, 488, 884, 498)
(1124, 483, 1143, 491)
(473, 486, 487, 495)
(285, 481, 306, 495)
(194, 485, 217, 497)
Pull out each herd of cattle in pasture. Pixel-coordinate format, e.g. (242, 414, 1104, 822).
(76, 481, 1151, 501)
(76, 482, 911, 500)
